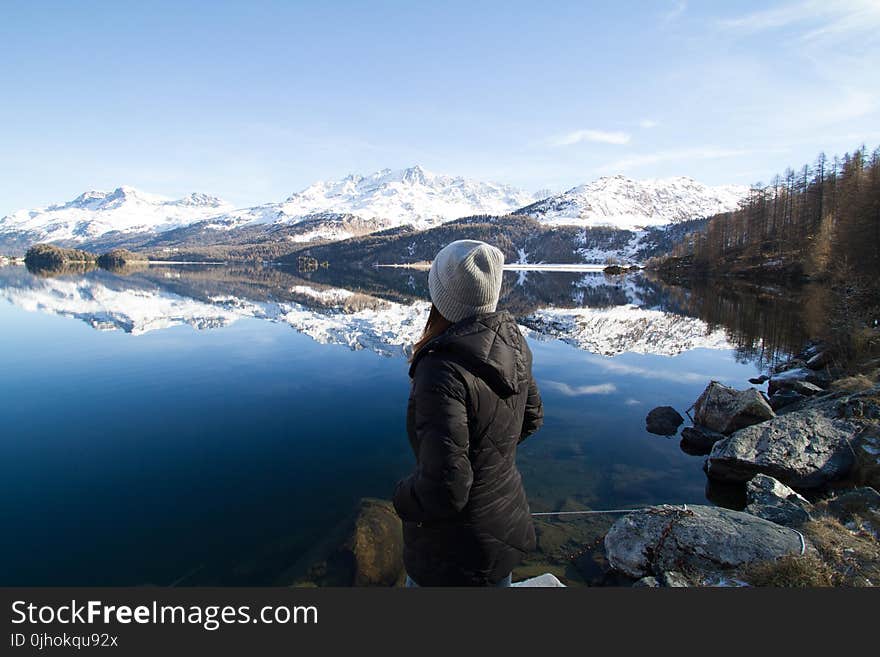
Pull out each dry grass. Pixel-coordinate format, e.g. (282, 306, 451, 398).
(743, 554, 836, 587)
(831, 373, 878, 393)
(801, 517, 880, 586)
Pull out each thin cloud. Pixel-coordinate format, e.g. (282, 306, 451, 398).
(661, 1, 687, 25)
(583, 355, 734, 385)
(718, 0, 880, 42)
(550, 129, 631, 147)
(638, 119, 660, 129)
(542, 381, 617, 396)
(597, 147, 755, 172)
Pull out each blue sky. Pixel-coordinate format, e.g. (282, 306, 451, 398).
(1, 0, 879, 210)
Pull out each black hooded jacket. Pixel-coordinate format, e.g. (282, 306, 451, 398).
(392, 311, 543, 586)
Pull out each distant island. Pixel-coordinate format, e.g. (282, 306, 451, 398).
(23, 244, 147, 275)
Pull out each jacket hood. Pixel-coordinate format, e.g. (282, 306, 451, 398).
(409, 311, 528, 396)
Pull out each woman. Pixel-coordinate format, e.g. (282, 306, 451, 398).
(393, 240, 543, 587)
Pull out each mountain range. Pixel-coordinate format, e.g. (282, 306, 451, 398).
(0, 166, 750, 258)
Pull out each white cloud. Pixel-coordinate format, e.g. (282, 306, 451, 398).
(550, 129, 631, 147)
(542, 380, 617, 396)
(624, 398, 643, 406)
(638, 119, 660, 129)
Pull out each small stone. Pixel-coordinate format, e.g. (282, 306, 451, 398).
(632, 576, 660, 588)
(661, 571, 692, 587)
(680, 425, 726, 455)
(646, 406, 685, 435)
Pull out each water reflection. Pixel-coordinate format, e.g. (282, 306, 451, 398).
(2, 263, 752, 360)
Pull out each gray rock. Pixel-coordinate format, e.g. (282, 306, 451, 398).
(852, 433, 880, 489)
(820, 487, 880, 523)
(632, 576, 659, 588)
(768, 368, 821, 395)
(692, 381, 775, 434)
(836, 392, 880, 420)
(790, 380, 824, 396)
(744, 474, 813, 527)
(680, 425, 726, 455)
(707, 409, 858, 488)
(806, 351, 832, 370)
(749, 375, 770, 385)
(773, 359, 808, 374)
(511, 573, 566, 587)
(769, 389, 805, 411)
(661, 571, 691, 587)
(604, 505, 804, 579)
(646, 406, 684, 435)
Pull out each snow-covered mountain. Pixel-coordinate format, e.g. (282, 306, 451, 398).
(519, 175, 749, 230)
(271, 165, 537, 229)
(0, 186, 232, 245)
(0, 166, 536, 251)
(0, 168, 750, 255)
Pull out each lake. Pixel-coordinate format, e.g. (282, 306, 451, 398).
(0, 263, 824, 585)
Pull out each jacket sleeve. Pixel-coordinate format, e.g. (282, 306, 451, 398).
(393, 363, 473, 523)
(520, 374, 543, 443)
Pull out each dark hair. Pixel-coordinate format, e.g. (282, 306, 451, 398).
(411, 304, 451, 360)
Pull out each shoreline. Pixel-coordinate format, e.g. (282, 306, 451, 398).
(376, 262, 629, 272)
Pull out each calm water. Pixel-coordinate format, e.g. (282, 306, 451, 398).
(0, 263, 816, 585)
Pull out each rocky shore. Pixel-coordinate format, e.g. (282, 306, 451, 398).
(630, 342, 880, 586)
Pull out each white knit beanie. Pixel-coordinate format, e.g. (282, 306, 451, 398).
(428, 240, 505, 323)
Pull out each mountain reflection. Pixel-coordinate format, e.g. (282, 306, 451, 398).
(0, 263, 820, 362)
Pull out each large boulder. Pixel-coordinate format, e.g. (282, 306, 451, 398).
(604, 505, 804, 580)
(744, 474, 812, 527)
(646, 406, 684, 435)
(707, 409, 858, 488)
(295, 498, 403, 587)
(345, 498, 404, 586)
(692, 381, 775, 434)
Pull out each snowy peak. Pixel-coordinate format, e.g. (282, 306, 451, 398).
(1, 186, 232, 244)
(521, 175, 749, 230)
(279, 165, 537, 228)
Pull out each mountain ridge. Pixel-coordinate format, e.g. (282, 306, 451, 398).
(0, 167, 749, 257)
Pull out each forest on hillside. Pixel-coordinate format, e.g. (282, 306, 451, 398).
(663, 144, 880, 364)
(669, 144, 880, 281)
